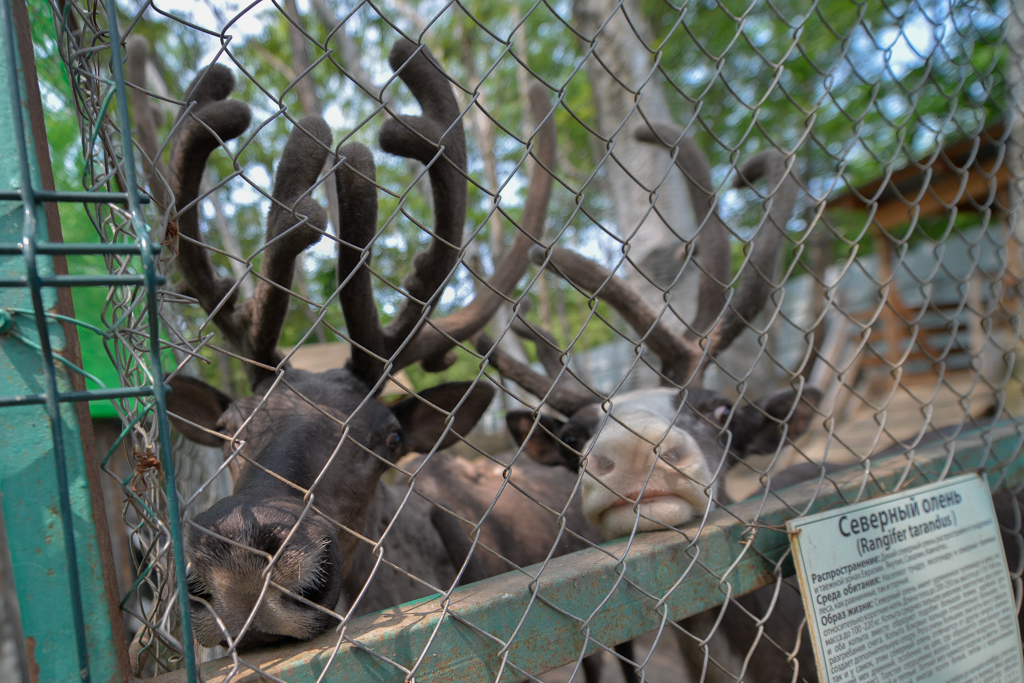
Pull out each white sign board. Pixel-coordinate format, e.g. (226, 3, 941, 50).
(787, 472, 1022, 683)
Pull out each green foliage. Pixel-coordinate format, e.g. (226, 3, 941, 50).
(29, 0, 1011, 394)
(641, 0, 1007, 288)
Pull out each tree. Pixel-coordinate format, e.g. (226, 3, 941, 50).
(571, 0, 700, 338)
(31, 0, 1013, 398)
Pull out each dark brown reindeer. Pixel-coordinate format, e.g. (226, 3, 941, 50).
(476, 122, 820, 680)
(161, 39, 599, 654)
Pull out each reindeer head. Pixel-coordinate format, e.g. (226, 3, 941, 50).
(485, 125, 819, 540)
(162, 40, 556, 648)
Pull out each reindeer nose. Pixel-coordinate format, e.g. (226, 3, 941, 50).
(591, 454, 615, 475)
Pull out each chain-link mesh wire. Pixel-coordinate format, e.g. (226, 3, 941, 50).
(34, 0, 1024, 679)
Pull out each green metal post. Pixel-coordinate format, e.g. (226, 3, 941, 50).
(0, 1, 126, 680)
(103, 1, 199, 678)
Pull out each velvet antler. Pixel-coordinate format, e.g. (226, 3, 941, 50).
(634, 121, 730, 337)
(169, 62, 333, 386)
(503, 148, 800, 395)
(335, 43, 557, 391)
(709, 149, 800, 354)
(474, 332, 598, 417)
(529, 245, 706, 387)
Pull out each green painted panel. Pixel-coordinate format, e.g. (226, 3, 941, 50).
(151, 423, 1023, 682)
(0, 10, 122, 683)
(25, 0, 173, 421)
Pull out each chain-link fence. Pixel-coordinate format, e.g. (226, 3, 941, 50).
(6, 0, 1024, 680)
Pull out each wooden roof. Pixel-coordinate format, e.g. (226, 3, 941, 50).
(827, 122, 1011, 230)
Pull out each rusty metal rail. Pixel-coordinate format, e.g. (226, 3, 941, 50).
(149, 422, 1024, 682)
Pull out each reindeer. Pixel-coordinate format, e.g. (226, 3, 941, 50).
(488, 125, 1024, 681)
(485, 121, 817, 536)
(159, 40, 615, 660)
(475, 121, 821, 680)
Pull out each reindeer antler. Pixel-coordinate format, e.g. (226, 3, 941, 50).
(508, 316, 589, 396)
(472, 310, 603, 416)
(498, 147, 800, 397)
(244, 117, 333, 367)
(474, 329, 598, 416)
(170, 65, 252, 328)
(335, 42, 556, 390)
(170, 63, 333, 386)
(397, 82, 557, 371)
(709, 149, 800, 353)
(634, 125, 799, 351)
(529, 246, 706, 387)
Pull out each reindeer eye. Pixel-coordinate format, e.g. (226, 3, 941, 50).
(713, 405, 730, 423)
(386, 430, 403, 451)
(214, 419, 233, 437)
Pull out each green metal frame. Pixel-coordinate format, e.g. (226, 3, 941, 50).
(0, 0, 193, 679)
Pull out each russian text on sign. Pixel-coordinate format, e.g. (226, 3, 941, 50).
(786, 473, 1022, 683)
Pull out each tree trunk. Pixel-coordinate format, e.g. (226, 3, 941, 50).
(571, 0, 698, 334)
(282, 0, 337, 346)
(511, 6, 555, 335)
(457, 25, 531, 414)
(308, 0, 374, 95)
(205, 176, 255, 300)
(283, 0, 322, 118)
(282, 0, 343, 239)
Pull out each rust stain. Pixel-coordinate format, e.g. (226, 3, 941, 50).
(163, 215, 179, 257)
(24, 636, 40, 683)
(131, 447, 163, 494)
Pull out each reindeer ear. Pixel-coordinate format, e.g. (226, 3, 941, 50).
(391, 382, 495, 452)
(166, 376, 233, 447)
(730, 388, 821, 456)
(558, 412, 601, 463)
(506, 411, 574, 468)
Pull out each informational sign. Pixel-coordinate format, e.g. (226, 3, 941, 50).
(787, 472, 1023, 683)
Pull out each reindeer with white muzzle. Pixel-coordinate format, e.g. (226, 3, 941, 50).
(477, 121, 821, 680)
(485, 121, 820, 537)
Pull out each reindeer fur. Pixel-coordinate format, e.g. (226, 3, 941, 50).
(162, 44, 612, 683)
